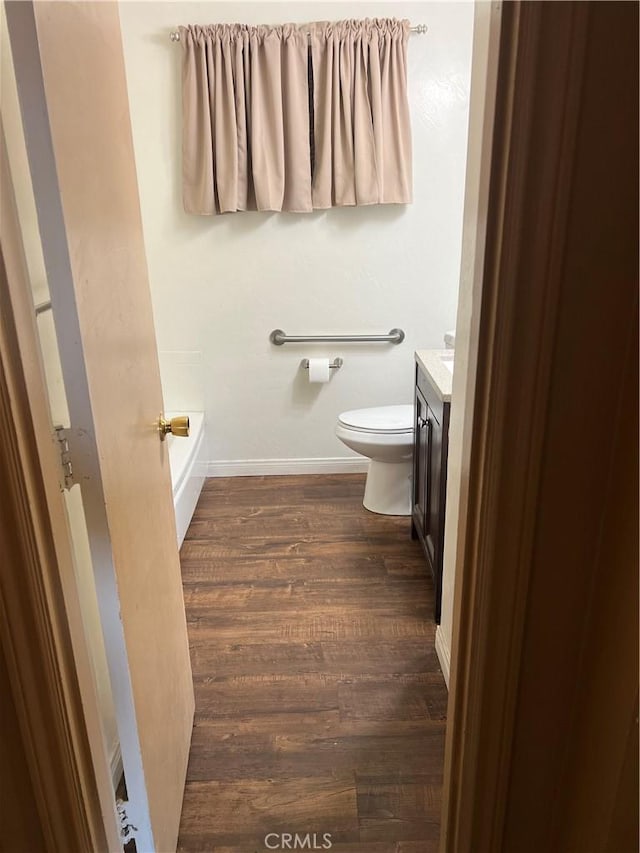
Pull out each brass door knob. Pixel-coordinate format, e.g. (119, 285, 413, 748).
(158, 414, 190, 440)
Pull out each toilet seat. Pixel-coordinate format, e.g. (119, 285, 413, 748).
(337, 404, 413, 434)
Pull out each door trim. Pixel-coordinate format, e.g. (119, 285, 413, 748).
(441, 1, 638, 849)
(442, 3, 590, 846)
(0, 130, 120, 852)
(6, 4, 194, 848)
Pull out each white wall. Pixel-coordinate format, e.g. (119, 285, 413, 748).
(120, 1, 473, 471)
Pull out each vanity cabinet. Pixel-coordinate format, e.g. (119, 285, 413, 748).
(411, 362, 451, 624)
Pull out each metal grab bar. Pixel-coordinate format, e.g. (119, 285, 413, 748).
(270, 328, 404, 346)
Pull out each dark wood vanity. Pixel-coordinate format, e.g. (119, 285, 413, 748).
(411, 354, 451, 624)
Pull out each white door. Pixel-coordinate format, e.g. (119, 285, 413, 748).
(6, 3, 194, 850)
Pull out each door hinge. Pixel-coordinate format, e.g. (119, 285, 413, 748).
(116, 799, 139, 845)
(54, 426, 75, 489)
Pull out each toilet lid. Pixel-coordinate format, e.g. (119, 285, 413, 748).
(338, 404, 414, 434)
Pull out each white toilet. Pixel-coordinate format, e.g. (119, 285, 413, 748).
(335, 404, 414, 516)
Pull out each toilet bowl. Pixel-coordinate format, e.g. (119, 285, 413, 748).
(335, 404, 414, 516)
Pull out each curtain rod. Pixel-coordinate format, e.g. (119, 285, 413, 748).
(169, 23, 428, 42)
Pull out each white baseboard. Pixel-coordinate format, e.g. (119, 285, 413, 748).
(435, 625, 451, 690)
(207, 457, 369, 477)
(110, 742, 123, 790)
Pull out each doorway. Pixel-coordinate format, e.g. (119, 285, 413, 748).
(2, 1, 636, 851)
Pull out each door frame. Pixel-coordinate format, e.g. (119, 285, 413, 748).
(442, 1, 591, 844)
(0, 129, 120, 851)
(5, 2, 194, 850)
(441, 1, 638, 849)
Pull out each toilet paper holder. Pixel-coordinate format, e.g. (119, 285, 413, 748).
(301, 358, 343, 370)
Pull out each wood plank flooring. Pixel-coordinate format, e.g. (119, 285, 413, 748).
(177, 474, 447, 853)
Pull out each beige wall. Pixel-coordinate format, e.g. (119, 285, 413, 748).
(437, 0, 502, 684)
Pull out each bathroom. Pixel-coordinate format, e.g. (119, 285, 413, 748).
(4, 1, 478, 850)
(124, 3, 472, 848)
(121, 0, 473, 627)
(3, 1, 639, 850)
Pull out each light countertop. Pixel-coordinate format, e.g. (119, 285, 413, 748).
(415, 349, 454, 403)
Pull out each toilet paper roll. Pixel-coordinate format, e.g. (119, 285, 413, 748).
(307, 357, 330, 383)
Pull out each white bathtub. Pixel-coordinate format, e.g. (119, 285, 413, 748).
(166, 411, 206, 547)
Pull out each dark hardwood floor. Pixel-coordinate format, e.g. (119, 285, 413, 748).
(177, 474, 447, 853)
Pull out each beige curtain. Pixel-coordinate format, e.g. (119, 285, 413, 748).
(181, 24, 312, 214)
(310, 18, 412, 208)
(181, 19, 412, 215)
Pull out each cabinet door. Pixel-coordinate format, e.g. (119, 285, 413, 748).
(413, 386, 431, 538)
(425, 406, 445, 623)
(424, 408, 443, 571)
(413, 378, 446, 623)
